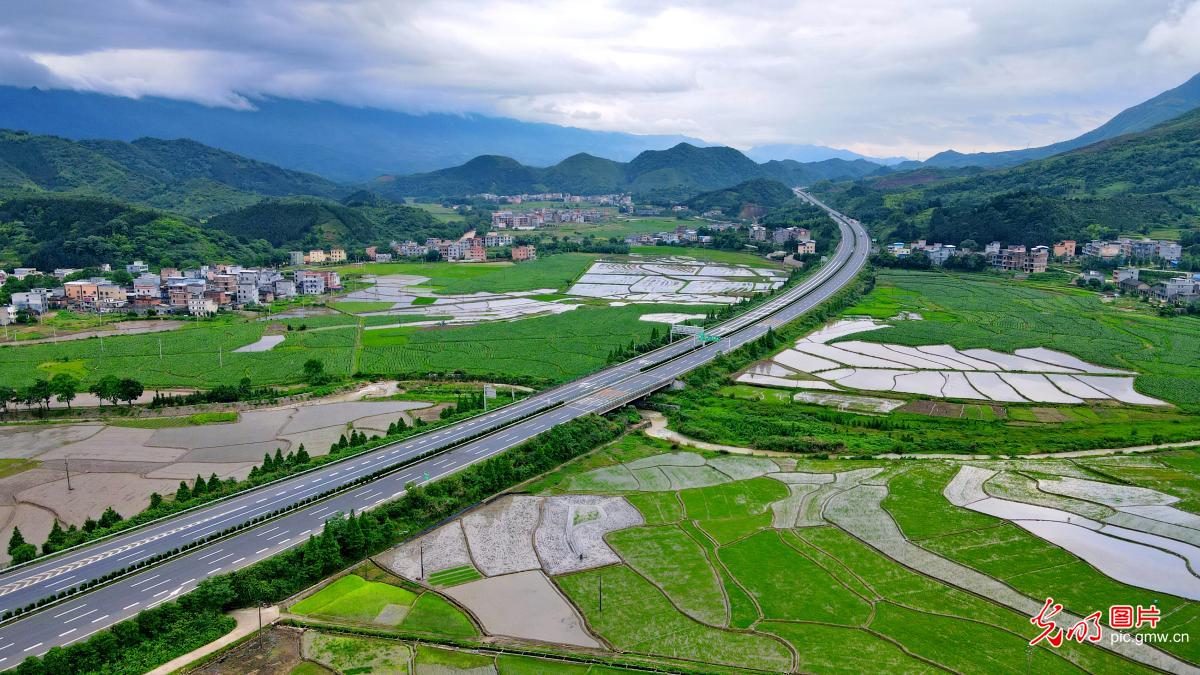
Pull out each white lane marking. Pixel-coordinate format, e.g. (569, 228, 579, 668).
(123, 602, 140, 610)
(141, 579, 170, 592)
(129, 575, 160, 588)
(256, 526, 280, 537)
(22, 643, 42, 652)
(52, 603, 88, 618)
(197, 548, 225, 560)
(255, 547, 270, 555)
(63, 609, 97, 623)
(232, 557, 245, 565)
(208, 567, 222, 575)
(90, 614, 109, 623)
(58, 629, 76, 638)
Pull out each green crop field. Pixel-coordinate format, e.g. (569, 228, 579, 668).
(0, 318, 357, 388)
(359, 304, 710, 383)
(331, 253, 598, 294)
(530, 439, 1161, 673)
(290, 573, 477, 636)
(291, 574, 418, 623)
(841, 270, 1200, 407)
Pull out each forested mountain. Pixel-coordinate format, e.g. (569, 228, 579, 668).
(814, 108, 1200, 260)
(205, 197, 460, 250)
(923, 72, 1200, 169)
(0, 195, 274, 269)
(0, 130, 347, 217)
(685, 178, 797, 215)
(379, 143, 882, 199)
(0, 87, 705, 181)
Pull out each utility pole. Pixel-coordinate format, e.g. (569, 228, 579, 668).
(66, 459, 73, 490)
(158, 336, 163, 361)
(599, 572, 603, 612)
(419, 540, 425, 580)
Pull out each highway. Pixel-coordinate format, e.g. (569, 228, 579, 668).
(0, 191, 868, 666)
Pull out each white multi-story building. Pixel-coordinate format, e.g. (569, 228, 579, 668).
(273, 279, 296, 298)
(295, 270, 326, 295)
(11, 289, 50, 313)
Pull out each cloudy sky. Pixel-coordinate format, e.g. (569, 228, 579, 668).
(2, 0, 1199, 158)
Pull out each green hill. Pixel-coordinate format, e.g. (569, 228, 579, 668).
(0, 129, 347, 217)
(685, 178, 797, 215)
(0, 194, 272, 269)
(378, 143, 881, 199)
(205, 197, 458, 250)
(814, 108, 1200, 261)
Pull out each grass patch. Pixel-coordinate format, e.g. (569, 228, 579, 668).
(400, 592, 478, 636)
(108, 412, 238, 428)
(607, 525, 728, 626)
(415, 644, 493, 669)
(556, 565, 792, 671)
(720, 530, 872, 624)
(0, 458, 38, 479)
(426, 564, 482, 587)
(291, 575, 417, 623)
(331, 301, 394, 314)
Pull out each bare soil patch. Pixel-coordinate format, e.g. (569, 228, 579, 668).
(444, 570, 602, 648)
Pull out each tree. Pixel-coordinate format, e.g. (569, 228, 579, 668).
(192, 474, 207, 496)
(50, 374, 79, 410)
(148, 492, 163, 510)
(7, 527, 26, 555)
(89, 375, 121, 407)
(175, 481, 192, 503)
(0, 386, 15, 415)
(43, 521, 66, 555)
(9, 543, 36, 565)
(116, 378, 144, 407)
(27, 379, 53, 412)
(302, 359, 328, 384)
(97, 507, 122, 529)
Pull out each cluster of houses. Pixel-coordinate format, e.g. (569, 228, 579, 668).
(2, 262, 342, 319)
(287, 248, 348, 265)
(1080, 267, 1200, 305)
(390, 235, 536, 262)
(750, 225, 817, 254)
(1076, 238, 1183, 263)
(884, 240, 1051, 273)
(490, 208, 608, 230)
(474, 192, 632, 208)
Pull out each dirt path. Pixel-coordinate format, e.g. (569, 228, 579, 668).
(1, 320, 185, 346)
(638, 411, 794, 458)
(147, 605, 279, 675)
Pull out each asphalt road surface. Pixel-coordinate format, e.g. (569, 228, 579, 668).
(0, 191, 868, 666)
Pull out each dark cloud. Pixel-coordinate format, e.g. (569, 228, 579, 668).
(1, 0, 1198, 156)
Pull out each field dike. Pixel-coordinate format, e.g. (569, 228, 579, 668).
(824, 483, 1194, 673)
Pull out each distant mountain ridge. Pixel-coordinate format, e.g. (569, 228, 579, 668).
(379, 143, 883, 199)
(816, 106, 1200, 251)
(0, 87, 708, 181)
(0, 129, 346, 217)
(923, 72, 1200, 169)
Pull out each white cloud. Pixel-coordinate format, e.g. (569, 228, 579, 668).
(1141, 0, 1200, 63)
(1, 0, 1198, 158)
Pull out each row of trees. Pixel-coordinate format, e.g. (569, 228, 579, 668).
(0, 375, 144, 416)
